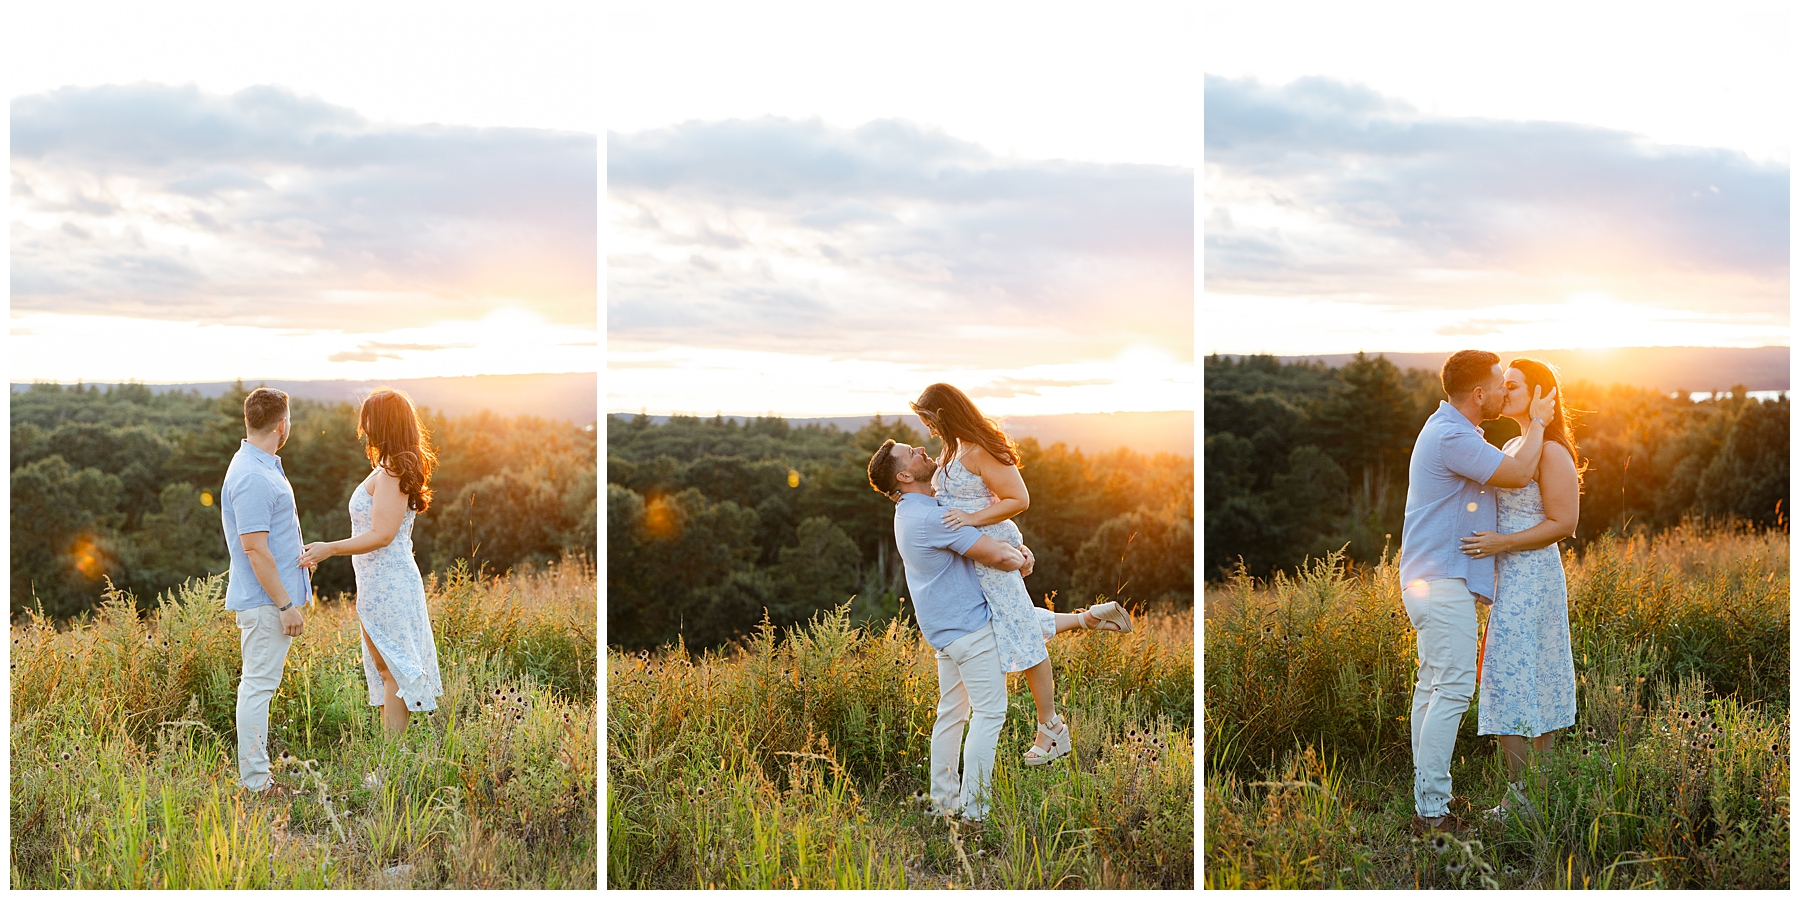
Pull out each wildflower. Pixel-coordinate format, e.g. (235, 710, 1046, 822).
(1584, 725, 1596, 737)
(1430, 835, 1448, 853)
(695, 786, 706, 797)
(1581, 748, 1590, 757)
(60, 752, 70, 761)
(1446, 860, 1465, 875)
(1771, 743, 1780, 753)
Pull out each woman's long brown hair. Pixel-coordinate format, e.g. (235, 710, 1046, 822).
(910, 383, 1020, 468)
(359, 388, 437, 512)
(1508, 358, 1584, 479)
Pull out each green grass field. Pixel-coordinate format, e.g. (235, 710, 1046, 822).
(1203, 521, 1789, 889)
(10, 558, 597, 889)
(607, 604, 1195, 889)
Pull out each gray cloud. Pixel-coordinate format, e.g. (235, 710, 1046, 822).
(1204, 74, 1789, 301)
(11, 83, 596, 329)
(608, 117, 1193, 367)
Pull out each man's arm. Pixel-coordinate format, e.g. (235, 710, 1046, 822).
(240, 531, 304, 637)
(1485, 386, 1559, 488)
(962, 535, 1025, 572)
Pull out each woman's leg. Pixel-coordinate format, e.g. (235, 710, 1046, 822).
(1024, 658, 1057, 749)
(1499, 734, 1530, 784)
(362, 626, 410, 736)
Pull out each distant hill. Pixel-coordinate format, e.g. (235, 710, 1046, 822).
(13, 373, 597, 424)
(611, 410, 1195, 457)
(1231, 346, 1789, 393)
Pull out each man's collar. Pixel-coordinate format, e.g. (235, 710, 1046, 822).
(239, 439, 281, 463)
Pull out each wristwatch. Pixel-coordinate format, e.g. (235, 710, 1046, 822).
(276, 600, 295, 612)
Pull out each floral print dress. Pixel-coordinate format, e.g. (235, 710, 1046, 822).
(1477, 476, 1577, 737)
(351, 477, 443, 712)
(933, 450, 1056, 673)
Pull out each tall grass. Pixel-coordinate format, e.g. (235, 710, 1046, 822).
(607, 604, 1195, 888)
(1203, 520, 1789, 888)
(10, 556, 597, 889)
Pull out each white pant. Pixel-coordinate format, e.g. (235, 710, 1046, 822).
(236, 605, 294, 791)
(930, 624, 1007, 821)
(1404, 578, 1478, 818)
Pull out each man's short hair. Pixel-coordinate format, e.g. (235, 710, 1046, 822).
(244, 387, 290, 432)
(1440, 350, 1501, 398)
(867, 439, 901, 498)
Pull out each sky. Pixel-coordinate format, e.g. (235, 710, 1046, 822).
(1202, 1, 1792, 357)
(606, 2, 1197, 418)
(7, 3, 599, 383)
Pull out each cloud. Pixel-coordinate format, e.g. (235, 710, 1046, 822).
(1203, 75, 1789, 310)
(964, 376, 1114, 399)
(607, 117, 1193, 369)
(10, 83, 596, 331)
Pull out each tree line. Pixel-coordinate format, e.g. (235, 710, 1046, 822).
(11, 381, 597, 618)
(606, 413, 1194, 653)
(1204, 353, 1790, 581)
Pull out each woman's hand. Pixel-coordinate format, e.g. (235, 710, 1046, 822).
(299, 541, 334, 569)
(1460, 531, 1510, 560)
(942, 508, 977, 529)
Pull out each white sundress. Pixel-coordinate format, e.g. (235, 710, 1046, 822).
(933, 450, 1057, 673)
(350, 477, 443, 712)
(1476, 476, 1577, 738)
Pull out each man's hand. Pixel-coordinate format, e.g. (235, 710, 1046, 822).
(1019, 544, 1035, 578)
(279, 605, 304, 637)
(1528, 385, 1556, 424)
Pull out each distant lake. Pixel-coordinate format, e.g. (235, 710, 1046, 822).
(1683, 390, 1787, 402)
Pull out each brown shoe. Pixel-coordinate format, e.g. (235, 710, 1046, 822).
(1411, 812, 1467, 835)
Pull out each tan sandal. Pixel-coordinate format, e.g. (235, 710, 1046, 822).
(1024, 714, 1071, 766)
(1082, 602, 1133, 633)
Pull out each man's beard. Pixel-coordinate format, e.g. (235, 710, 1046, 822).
(1481, 392, 1505, 419)
(909, 456, 938, 482)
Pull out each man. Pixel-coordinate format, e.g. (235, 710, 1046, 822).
(868, 438, 1033, 823)
(220, 387, 310, 794)
(1399, 350, 1555, 833)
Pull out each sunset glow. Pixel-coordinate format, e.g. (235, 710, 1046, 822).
(1202, 9, 1789, 359)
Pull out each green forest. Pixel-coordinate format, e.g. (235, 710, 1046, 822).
(1204, 353, 1790, 581)
(11, 381, 597, 619)
(606, 413, 1194, 653)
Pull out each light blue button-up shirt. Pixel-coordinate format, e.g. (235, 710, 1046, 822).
(893, 492, 990, 649)
(220, 440, 311, 611)
(1399, 402, 1508, 603)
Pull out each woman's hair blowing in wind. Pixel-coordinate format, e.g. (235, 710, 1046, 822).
(359, 388, 437, 512)
(910, 382, 1020, 468)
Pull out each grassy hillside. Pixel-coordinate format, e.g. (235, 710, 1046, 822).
(608, 605, 1195, 888)
(9, 558, 597, 889)
(1203, 521, 1789, 889)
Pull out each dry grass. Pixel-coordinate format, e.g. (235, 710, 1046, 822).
(608, 604, 1195, 889)
(10, 556, 597, 889)
(1203, 521, 1789, 888)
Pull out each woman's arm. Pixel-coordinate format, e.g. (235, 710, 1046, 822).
(299, 470, 407, 566)
(942, 445, 1029, 529)
(1461, 442, 1580, 557)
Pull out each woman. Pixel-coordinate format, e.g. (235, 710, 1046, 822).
(300, 389, 443, 735)
(911, 383, 1132, 766)
(1461, 359, 1581, 818)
